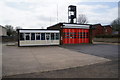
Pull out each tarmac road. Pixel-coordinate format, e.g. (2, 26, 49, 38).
(62, 43, 119, 60)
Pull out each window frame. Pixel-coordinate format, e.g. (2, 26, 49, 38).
(36, 33, 41, 40)
(20, 33, 24, 40)
(41, 33, 45, 40)
(55, 33, 59, 40)
(25, 33, 30, 40)
(31, 33, 35, 40)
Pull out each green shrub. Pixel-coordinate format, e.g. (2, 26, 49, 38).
(95, 34, 120, 38)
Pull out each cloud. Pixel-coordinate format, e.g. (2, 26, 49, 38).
(0, 0, 78, 28)
(77, 2, 118, 25)
(0, 0, 118, 29)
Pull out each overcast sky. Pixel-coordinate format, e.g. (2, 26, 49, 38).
(0, 0, 119, 29)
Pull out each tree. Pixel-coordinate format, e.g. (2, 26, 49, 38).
(14, 26, 22, 36)
(5, 25, 14, 36)
(15, 26, 22, 31)
(77, 14, 88, 24)
(111, 18, 120, 31)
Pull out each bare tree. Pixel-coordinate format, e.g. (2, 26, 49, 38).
(5, 25, 14, 36)
(111, 18, 120, 31)
(77, 14, 88, 24)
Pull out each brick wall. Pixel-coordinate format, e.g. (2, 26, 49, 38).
(92, 24, 112, 37)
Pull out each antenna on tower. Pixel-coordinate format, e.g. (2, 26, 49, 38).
(50, 16, 51, 25)
(57, 2, 58, 23)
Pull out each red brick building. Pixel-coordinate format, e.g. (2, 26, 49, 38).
(92, 24, 112, 37)
(102, 25, 113, 35)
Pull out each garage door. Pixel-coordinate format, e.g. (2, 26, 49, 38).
(62, 28, 90, 44)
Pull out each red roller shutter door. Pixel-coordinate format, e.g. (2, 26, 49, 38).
(78, 29, 82, 44)
(70, 29, 73, 44)
(72, 29, 75, 44)
(82, 29, 85, 43)
(63, 28, 76, 44)
(67, 29, 70, 44)
(80, 29, 83, 43)
(75, 29, 78, 44)
(84, 29, 87, 43)
(85, 29, 89, 43)
(69, 29, 72, 44)
(62, 28, 90, 44)
(81, 29, 89, 43)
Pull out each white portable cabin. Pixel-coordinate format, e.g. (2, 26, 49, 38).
(18, 29, 60, 46)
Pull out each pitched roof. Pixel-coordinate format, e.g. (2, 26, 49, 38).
(92, 24, 102, 26)
(91, 24, 102, 29)
(102, 25, 112, 27)
(0, 25, 6, 29)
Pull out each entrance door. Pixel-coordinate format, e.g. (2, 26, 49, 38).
(46, 33, 51, 44)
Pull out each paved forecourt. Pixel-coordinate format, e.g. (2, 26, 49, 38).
(2, 45, 110, 76)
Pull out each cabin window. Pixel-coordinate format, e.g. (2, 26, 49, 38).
(46, 33, 50, 40)
(56, 33, 59, 40)
(51, 33, 54, 40)
(36, 33, 40, 40)
(25, 33, 30, 40)
(20, 33, 24, 40)
(31, 33, 35, 40)
(41, 33, 45, 40)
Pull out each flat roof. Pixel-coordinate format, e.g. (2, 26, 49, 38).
(47, 23, 91, 29)
(19, 29, 59, 33)
(63, 23, 90, 29)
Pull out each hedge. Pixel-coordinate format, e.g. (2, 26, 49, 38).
(95, 34, 120, 38)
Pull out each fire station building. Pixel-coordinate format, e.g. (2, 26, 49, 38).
(18, 5, 93, 46)
(47, 23, 92, 45)
(18, 23, 92, 46)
